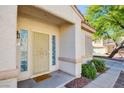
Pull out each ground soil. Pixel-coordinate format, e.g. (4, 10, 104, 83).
(64, 77, 91, 88)
(65, 68, 109, 88)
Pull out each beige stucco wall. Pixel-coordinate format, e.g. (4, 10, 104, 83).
(0, 6, 17, 71)
(17, 8, 60, 80)
(35, 5, 79, 24)
(60, 24, 75, 59)
(0, 78, 17, 88)
(0, 5, 94, 87)
(85, 31, 93, 57)
(58, 7, 82, 77)
(80, 29, 86, 57)
(93, 47, 107, 55)
(93, 39, 104, 47)
(0, 6, 17, 87)
(29, 5, 85, 77)
(74, 15, 82, 76)
(59, 23, 76, 76)
(93, 39, 108, 55)
(81, 29, 93, 63)
(18, 5, 84, 77)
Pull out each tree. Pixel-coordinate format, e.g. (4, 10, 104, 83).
(86, 5, 124, 58)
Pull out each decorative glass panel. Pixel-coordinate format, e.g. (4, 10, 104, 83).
(52, 35, 56, 65)
(20, 30, 28, 72)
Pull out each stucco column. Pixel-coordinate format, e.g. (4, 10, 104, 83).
(59, 23, 82, 77)
(74, 21, 82, 77)
(0, 6, 18, 88)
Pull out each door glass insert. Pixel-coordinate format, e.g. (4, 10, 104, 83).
(52, 35, 56, 65)
(20, 29, 28, 72)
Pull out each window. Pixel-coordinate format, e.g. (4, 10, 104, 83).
(52, 35, 56, 65)
(85, 35, 93, 57)
(20, 30, 28, 72)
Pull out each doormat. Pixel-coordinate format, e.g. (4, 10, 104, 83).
(33, 74, 51, 83)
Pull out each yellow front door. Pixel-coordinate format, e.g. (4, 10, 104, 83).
(32, 32, 49, 75)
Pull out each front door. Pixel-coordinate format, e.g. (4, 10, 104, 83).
(32, 32, 49, 76)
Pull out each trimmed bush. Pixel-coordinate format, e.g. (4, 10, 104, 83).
(91, 59, 106, 73)
(81, 64, 96, 79)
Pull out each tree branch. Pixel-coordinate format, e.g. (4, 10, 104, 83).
(110, 14, 124, 29)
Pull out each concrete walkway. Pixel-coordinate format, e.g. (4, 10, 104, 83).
(34, 71, 75, 88)
(84, 59, 124, 88)
(18, 59, 124, 88)
(18, 70, 74, 88)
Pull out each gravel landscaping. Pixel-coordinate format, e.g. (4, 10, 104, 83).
(64, 69, 109, 88)
(64, 77, 91, 88)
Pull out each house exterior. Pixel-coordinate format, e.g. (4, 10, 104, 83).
(93, 39, 109, 55)
(0, 5, 95, 88)
(93, 38, 124, 56)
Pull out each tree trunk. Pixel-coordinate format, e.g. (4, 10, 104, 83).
(109, 47, 120, 58)
(108, 40, 124, 58)
(108, 45, 124, 58)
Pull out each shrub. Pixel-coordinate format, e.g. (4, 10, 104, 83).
(91, 59, 106, 73)
(81, 63, 96, 79)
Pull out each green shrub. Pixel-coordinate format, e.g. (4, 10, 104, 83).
(81, 64, 96, 79)
(91, 59, 106, 73)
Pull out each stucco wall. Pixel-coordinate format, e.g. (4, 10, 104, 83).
(17, 5, 84, 78)
(0, 6, 17, 87)
(80, 29, 86, 57)
(81, 29, 93, 63)
(0, 5, 94, 87)
(0, 6, 17, 71)
(93, 39, 107, 55)
(74, 15, 82, 76)
(85, 31, 93, 57)
(93, 39, 104, 47)
(59, 23, 76, 76)
(59, 9, 82, 77)
(0, 78, 17, 88)
(60, 23, 75, 59)
(35, 5, 78, 23)
(93, 47, 107, 55)
(35, 5, 90, 77)
(17, 9, 60, 80)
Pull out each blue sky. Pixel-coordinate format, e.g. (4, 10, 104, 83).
(76, 5, 89, 15)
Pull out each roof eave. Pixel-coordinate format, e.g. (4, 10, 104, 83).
(81, 22, 96, 34)
(71, 5, 96, 34)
